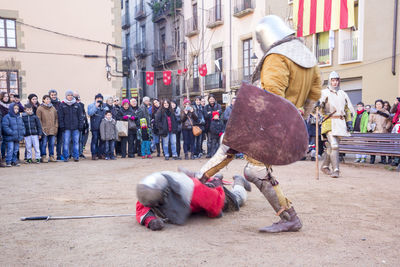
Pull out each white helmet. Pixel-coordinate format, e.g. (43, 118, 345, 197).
(328, 71, 340, 89)
(136, 173, 168, 207)
(255, 15, 296, 53)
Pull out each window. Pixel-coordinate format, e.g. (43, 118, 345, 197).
(215, 0, 222, 21)
(0, 70, 19, 94)
(193, 56, 198, 78)
(339, 1, 362, 63)
(316, 31, 330, 65)
(215, 47, 223, 72)
(193, 4, 198, 28)
(0, 18, 17, 48)
(242, 38, 252, 80)
(174, 25, 180, 54)
(140, 25, 146, 50)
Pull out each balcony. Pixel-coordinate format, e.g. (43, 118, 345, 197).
(207, 5, 224, 28)
(185, 17, 199, 37)
(134, 42, 146, 57)
(316, 47, 330, 66)
(122, 13, 130, 29)
(233, 0, 255, 18)
(230, 67, 252, 88)
(152, 0, 183, 23)
(205, 72, 224, 90)
(152, 46, 179, 66)
(135, 1, 146, 20)
(341, 37, 359, 62)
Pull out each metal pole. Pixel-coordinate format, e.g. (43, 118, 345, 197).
(21, 214, 136, 221)
(392, 0, 398, 75)
(315, 107, 320, 180)
(201, 0, 205, 96)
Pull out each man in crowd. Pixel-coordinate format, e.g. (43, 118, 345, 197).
(88, 93, 106, 160)
(49, 89, 63, 161)
(204, 94, 222, 158)
(319, 71, 355, 178)
(58, 90, 84, 162)
(74, 92, 88, 159)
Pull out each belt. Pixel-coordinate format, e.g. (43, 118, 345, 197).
(330, 115, 345, 120)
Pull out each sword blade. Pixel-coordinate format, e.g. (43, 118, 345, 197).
(21, 214, 136, 221)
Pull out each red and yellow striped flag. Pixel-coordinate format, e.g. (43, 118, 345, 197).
(293, 0, 355, 37)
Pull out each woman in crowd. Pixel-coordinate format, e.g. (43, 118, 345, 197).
(130, 98, 140, 156)
(204, 94, 222, 158)
(151, 99, 161, 157)
(155, 99, 180, 160)
(117, 99, 137, 158)
(27, 93, 39, 114)
(0, 92, 11, 161)
(369, 99, 392, 164)
(181, 99, 198, 160)
(171, 100, 182, 157)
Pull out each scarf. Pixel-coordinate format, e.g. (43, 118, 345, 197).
(41, 103, 53, 108)
(356, 109, 365, 115)
(0, 100, 10, 109)
(63, 97, 76, 106)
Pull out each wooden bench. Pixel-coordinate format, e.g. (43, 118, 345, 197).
(339, 133, 400, 171)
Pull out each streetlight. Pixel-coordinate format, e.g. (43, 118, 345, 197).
(251, 52, 258, 71)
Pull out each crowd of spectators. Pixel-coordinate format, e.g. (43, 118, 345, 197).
(0, 90, 232, 167)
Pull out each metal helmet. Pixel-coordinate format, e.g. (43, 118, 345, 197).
(136, 173, 168, 207)
(255, 15, 296, 53)
(328, 71, 340, 89)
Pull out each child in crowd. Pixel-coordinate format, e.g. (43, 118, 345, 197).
(22, 104, 43, 163)
(352, 102, 369, 163)
(100, 110, 117, 160)
(209, 111, 224, 157)
(2, 103, 25, 167)
(137, 118, 152, 159)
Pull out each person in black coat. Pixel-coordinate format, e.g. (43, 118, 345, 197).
(21, 103, 43, 163)
(58, 90, 84, 162)
(49, 89, 63, 160)
(117, 99, 138, 158)
(204, 94, 222, 158)
(2, 103, 25, 166)
(155, 99, 180, 160)
(193, 96, 206, 158)
(151, 99, 161, 157)
(88, 93, 106, 160)
(209, 111, 224, 157)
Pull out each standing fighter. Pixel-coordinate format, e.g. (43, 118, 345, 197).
(183, 15, 322, 233)
(319, 71, 355, 178)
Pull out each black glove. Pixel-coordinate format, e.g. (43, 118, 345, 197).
(148, 218, 164, 231)
(346, 121, 353, 132)
(315, 100, 321, 108)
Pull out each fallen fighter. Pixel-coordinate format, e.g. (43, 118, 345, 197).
(135, 171, 251, 231)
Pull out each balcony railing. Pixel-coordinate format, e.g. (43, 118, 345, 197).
(205, 72, 224, 90)
(341, 37, 359, 62)
(233, 0, 255, 18)
(135, 1, 146, 20)
(185, 17, 199, 37)
(152, 46, 179, 66)
(316, 47, 330, 65)
(207, 5, 224, 28)
(122, 13, 130, 29)
(134, 42, 146, 57)
(230, 67, 252, 87)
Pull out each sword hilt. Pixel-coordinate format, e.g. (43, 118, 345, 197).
(20, 216, 50, 221)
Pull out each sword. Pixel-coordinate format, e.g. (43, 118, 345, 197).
(20, 214, 136, 221)
(322, 110, 337, 123)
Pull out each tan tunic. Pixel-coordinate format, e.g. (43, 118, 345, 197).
(261, 53, 322, 108)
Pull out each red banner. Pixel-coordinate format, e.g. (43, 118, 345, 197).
(146, 71, 154, 85)
(199, 64, 207, 77)
(163, 71, 172, 85)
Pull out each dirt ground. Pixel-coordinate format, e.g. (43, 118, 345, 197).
(0, 154, 399, 266)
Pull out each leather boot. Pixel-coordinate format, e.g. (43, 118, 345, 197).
(259, 207, 302, 233)
(184, 153, 189, 160)
(41, 156, 48, 163)
(0, 158, 5, 168)
(370, 155, 375, 164)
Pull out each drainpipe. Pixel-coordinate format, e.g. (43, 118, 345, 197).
(228, 0, 232, 99)
(201, 0, 205, 96)
(392, 0, 398, 75)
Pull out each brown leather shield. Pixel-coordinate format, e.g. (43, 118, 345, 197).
(223, 82, 308, 165)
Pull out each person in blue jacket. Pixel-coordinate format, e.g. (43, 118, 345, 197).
(2, 103, 25, 167)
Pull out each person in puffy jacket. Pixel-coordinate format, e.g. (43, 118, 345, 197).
(181, 99, 198, 160)
(100, 110, 117, 160)
(58, 90, 84, 162)
(117, 99, 137, 158)
(22, 103, 43, 164)
(88, 93, 106, 160)
(2, 103, 25, 167)
(209, 111, 224, 157)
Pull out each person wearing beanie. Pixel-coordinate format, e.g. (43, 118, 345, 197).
(87, 93, 106, 160)
(209, 111, 224, 157)
(204, 94, 222, 158)
(27, 93, 39, 114)
(137, 118, 153, 159)
(21, 103, 43, 164)
(180, 99, 198, 160)
(2, 103, 25, 166)
(58, 90, 84, 162)
(137, 96, 151, 126)
(117, 98, 138, 158)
